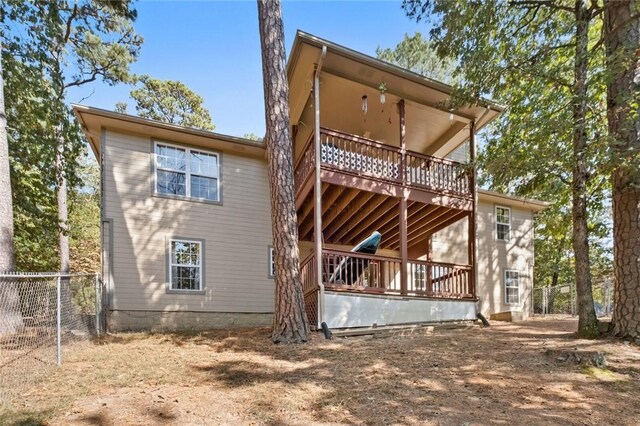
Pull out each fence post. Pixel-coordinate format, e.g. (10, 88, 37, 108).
(56, 276, 62, 367)
(542, 287, 547, 316)
(94, 273, 100, 336)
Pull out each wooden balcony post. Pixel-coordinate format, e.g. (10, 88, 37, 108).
(398, 99, 406, 184)
(468, 121, 477, 297)
(399, 196, 408, 295)
(313, 47, 327, 328)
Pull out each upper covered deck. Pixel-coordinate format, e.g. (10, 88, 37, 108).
(287, 30, 504, 162)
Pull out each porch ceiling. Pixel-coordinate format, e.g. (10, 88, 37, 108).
(297, 183, 469, 251)
(318, 72, 471, 156)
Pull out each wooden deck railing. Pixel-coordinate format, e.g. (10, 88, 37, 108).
(294, 134, 316, 194)
(318, 249, 473, 299)
(299, 252, 319, 327)
(293, 128, 471, 198)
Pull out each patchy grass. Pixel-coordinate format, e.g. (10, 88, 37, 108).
(1, 318, 639, 425)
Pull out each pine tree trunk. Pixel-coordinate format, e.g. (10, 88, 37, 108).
(572, 0, 598, 337)
(257, 0, 309, 343)
(604, 0, 640, 339)
(0, 44, 15, 273)
(0, 43, 24, 335)
(55, 126, 70, 274)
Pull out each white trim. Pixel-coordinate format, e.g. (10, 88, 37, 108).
(495, 205, 511, 241)
(168, 238, 203, 292)
(504, 269, 520, 305)
(153, 140, 220, 202)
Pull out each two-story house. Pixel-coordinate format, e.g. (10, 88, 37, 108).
(73, 31, 547, 331)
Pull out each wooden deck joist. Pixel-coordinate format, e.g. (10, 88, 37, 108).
(296, 182, 470, 250)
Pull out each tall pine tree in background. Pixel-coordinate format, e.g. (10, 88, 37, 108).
(1, 0, 142, 272)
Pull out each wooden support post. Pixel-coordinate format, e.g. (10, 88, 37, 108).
(468, 122, 477, 298)
(314, 47, 326, 327)
(398, 100, 406, 184)
(398, 99, 408, 295)
(399, 196, 408, 295)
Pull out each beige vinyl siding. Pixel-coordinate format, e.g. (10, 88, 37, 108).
(446, 142, 469, 163)
(103, 129, 274, 313)
(476, 202, 534, 318)
(431, 201, 535, 318)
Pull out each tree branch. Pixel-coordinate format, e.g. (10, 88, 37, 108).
(509, 0, 573, 13)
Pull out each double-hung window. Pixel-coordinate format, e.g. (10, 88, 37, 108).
(169, 239, 203, 291)
(414, 265, 427, 290)
(496, 206, 511, 241)
(504, 270, 520, 304)
(268, 247, 275, 278)
(155, 142, 220, 202)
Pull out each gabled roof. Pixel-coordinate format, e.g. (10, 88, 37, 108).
(73, 104, 266, 159)
(478, 189, 549, 212)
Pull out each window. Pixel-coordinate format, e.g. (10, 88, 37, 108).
(505, 270, 520, 304)
(268, 246, 275, 278)
(155, 142, 219, 202)
(496, 206, 511, 241)
(413, 264, 427, 290)
(169, 239, 203, 291)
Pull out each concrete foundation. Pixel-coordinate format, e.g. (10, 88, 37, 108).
(108, 310, 273, 332)
(324, 291, 477, 329)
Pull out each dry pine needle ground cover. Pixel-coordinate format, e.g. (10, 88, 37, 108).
(1, 317, 639, 425)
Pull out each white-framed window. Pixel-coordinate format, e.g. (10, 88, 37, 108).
(414, 264, 427, 290)
(268, 246, 275, 278)
(154, 142, 220, 202)
(505, 270, 520, 304)
(169, 239, 203, 291)
(496, 206, 511, 241)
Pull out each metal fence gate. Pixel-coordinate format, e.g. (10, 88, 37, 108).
(0, 273, 105, 402)
(533, 281, 613, 317)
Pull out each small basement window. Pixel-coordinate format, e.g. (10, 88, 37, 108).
(505, 270, 520, 305)
(169, 239, 203, 291)
(496, 206, 511, 241)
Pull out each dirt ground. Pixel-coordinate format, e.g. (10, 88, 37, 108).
(1, 317, 639, 426)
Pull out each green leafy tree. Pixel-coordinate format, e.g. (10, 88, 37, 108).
(402, 0, 612, 336)
(69, 155, 100, 273)
(114, 102, 128, 114)
(243, 133, 263, 141)
(376, 32, 457, 84)
(2, 0, 142, 272)
(129, 75, 215, 131)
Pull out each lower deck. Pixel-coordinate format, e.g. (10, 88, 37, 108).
(300, 248, 476, 329)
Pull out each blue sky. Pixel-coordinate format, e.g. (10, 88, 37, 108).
(67, 1, 426, 137)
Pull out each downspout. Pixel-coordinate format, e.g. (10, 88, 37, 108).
(314, 46, 327, 328)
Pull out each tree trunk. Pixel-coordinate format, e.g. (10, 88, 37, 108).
(0, 44, 15, 273)
(604, 0, 640, 339)
(55, 126, 70, 274)
(571, 0, 599, 337)
(0, 43, 23, 335)
(257, 0, 309, 343)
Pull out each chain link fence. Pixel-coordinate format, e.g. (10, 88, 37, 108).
(0, 273, 104, 403)
(533, 280, 613, 317)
